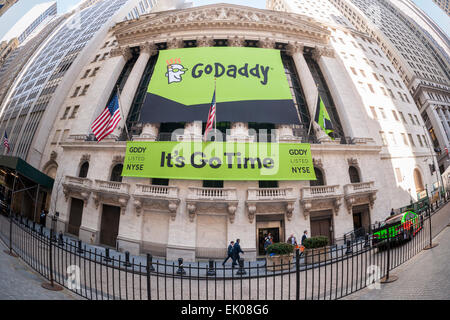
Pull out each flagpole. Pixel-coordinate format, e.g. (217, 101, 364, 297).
(214, 78, 217, 140)
(307, 85, 320, 136)
(116, 85, 130, 141)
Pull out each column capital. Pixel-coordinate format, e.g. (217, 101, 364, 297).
(258, 37, 276, 49)
(196, 36, 214, 47)
(228, 36, 245, 47)
(140, 42, 158, 56)
(110, 46, 132, 61)
(312, 46, 335, 60)
(286, 42, 304, 56)
(166, 38, 184, 49)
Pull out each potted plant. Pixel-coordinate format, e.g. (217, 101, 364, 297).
(302, 236, 330, 264)
(266, 242, 295, 271)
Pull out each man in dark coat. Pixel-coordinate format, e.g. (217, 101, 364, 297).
(222, 241, 234, 266)
(232, 239, 244, 267)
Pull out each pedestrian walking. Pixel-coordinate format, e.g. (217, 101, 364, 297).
(301, 230, 308, 245)
(39, 210, 46, 226)
(390, 208, 395, 216)
(222, 241, 234, 266)
(232, 238, 244, 268)
(287, 233, 297, 246)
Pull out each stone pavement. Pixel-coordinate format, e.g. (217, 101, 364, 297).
(342, 224, 450, 300)
(0, 240, 81, 300)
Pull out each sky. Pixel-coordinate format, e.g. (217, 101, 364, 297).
(0, 0, 448, 41)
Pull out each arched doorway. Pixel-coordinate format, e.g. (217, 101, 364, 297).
(414, 169, 424, 193)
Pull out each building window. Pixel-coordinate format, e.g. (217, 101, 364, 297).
(349, 166, 361, 183)
(392, 110, 399, 121)
(203, 180, 223, 188)
(401, 133, 408, 145)
(110, 164, 124, 182)
(310, 167, 325, 186)
(70, 105, 79, 118)
(389, 132, 397, 145)
(152, 178, 169, 186)
(92, 54, 100, 63)
(408, 134, 415, 146)
(379, 108, 387, 119)
(414, 115, 420, 125)
(61, 107, 71, 119)
(90, 67, 100, 77)
(380, 131, 388, 146)
(399, 111, 406, 123)
(79, 162, 89, 178)
(417, 135, 424, 147)
(71, 86, 81, 97)
(258, 181, 279, 188)
(80, 85, 90, 96)
(81, 69, 91, 79)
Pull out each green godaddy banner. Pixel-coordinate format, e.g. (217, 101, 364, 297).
(122, 141, 316, 181)
(140, 47, 300, 124)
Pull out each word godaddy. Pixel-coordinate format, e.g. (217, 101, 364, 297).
(160, 152, 275, 169)
(191, 63, 270, 85)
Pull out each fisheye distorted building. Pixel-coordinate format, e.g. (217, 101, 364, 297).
(0, 1, 447, 262)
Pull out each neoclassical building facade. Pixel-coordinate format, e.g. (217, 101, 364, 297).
(40, 4, 436, 261)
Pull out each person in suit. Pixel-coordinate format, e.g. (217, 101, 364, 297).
(232, 238, 244, 267)
(301, 230, 308, 245)
(222, 241, 234, 266)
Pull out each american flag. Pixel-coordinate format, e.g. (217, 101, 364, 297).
(91, 94, 121, 142)
(203, 87, 216, 142)
(3, 132, 10, 154)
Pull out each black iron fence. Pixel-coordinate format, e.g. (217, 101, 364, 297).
(0, 198, 448, 300)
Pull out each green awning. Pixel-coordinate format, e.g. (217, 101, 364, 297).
(0, 156, 54, 189)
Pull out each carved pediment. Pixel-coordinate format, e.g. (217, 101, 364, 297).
(112, 4, 330, 46)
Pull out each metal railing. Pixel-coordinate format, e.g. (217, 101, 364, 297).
(1, 196, 448, 301)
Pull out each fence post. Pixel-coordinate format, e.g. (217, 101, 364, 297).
(124, 251, 131, 267)
(77, 240, 84, 254)
(207, 259, 216, 276)
(146, 253, 152, 300)
(345, 240, 352, 254)
(424, 203, 439, 250)
(295, 248, 300, 300)
(380, 229, 398, 283)
(236, 258, 246, 275)
(41, 229, 63, 291)
(104, 248, 111, 262)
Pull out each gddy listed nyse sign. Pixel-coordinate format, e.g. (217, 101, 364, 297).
(122, 141, 316, 181)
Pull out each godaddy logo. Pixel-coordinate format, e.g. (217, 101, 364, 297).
(165, 58, 188, 84)
(165, 57, 271, 85)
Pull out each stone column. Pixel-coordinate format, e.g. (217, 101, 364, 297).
(429, 106, 449, 149)
(229, 122, 250, 142)
(110, 43, 156, 139)
(437, 107, 450, 141)
(313, 47, 366, 139)
(287, 43, 317, 120)
(134, 123, 160, 141)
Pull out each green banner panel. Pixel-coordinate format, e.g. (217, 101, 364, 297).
(139, 47, 300, 124)
(122, 141, 316, 181)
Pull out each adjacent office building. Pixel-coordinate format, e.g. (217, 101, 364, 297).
(432, 0, 450, 16)
(0, 0, 18, 17)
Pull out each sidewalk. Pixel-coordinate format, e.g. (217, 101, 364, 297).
(342, 224, 450, 300)
(0, 240, 81, 300)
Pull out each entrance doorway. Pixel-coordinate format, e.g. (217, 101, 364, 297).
(310, 210, 333, 245)
(256, 214, 284, 256)
(352, 204, 371, 234)
(68, 198, 84, 236)
(100, 204, 121, 248)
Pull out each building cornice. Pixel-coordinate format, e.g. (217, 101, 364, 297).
(111, 4, 331, 49)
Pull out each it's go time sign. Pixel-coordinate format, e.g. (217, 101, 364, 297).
(122, 141, 316, 181)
